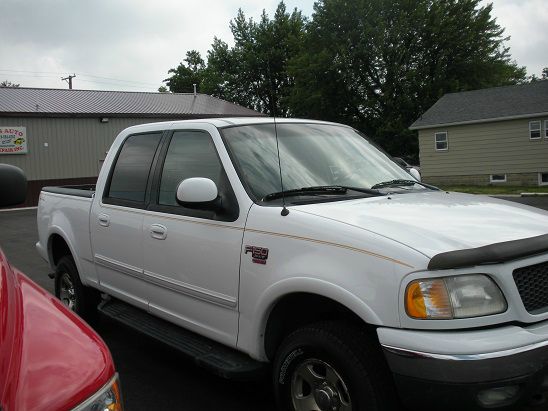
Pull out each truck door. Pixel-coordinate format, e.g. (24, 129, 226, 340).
(142, 128, 244, 347)
(90, 132, 163, 310)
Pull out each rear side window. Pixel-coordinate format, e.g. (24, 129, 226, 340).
(159, 130, 222, 206)
(107, 133, 162, 203)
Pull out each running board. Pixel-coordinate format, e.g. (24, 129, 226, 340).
(98, 298, 266, 380)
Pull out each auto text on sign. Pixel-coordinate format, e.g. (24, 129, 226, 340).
(0, 127, 28, 154)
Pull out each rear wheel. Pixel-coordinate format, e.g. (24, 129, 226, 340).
(54, 256, 99, 321)
(273, 321, 398, 411)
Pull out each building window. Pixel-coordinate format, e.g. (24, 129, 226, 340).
(490, 174, 507, 183)
(545, 120, 548, 138)
(529, 121, 541, 139)
(540, 172, 548, 186)
(435, 132, 448, 151)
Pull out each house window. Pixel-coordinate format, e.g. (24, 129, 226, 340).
(540, 172, 548, 186)
(529, 121, 541, 139)
(490, 174, 507, 183)
(545, 120, 548, 138)
(435, 132, 448, 151)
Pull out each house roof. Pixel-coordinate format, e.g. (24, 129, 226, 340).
(0, 87, 260, 118)
(410, 81, 548, 130)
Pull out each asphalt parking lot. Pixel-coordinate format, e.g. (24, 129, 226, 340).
(1, 195, 547, 411)
(0, 209, 274, 411)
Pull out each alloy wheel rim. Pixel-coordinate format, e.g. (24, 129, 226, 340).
(59, 273, 76, 311)
(291, 358, 352, 411)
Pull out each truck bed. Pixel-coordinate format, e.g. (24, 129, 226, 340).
(37, 185, 96, 283)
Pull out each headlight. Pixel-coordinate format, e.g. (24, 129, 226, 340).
(405, 274, 507, 319)
(73, 373, 123, 411)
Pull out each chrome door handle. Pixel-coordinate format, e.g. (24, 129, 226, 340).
(150, 224, 167, 240)
(98, 213, 110, 227)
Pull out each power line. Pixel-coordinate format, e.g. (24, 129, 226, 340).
(76, 72, 159, 87)
(0, 73, 60, 79)
(76, 79, 157, 91)
(0, 68, 159, 87)
(0, 69, 64, 75)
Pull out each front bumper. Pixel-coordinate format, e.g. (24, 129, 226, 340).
(378, 323, 548, 410)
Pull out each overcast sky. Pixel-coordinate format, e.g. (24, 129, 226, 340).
(0, 0, 545, 92)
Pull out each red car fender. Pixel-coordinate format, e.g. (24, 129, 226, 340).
(0, 249, 115, 411)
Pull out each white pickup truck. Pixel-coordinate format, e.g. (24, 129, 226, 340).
(37, 117, 548, 411)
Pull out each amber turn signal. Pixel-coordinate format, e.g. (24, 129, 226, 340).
(405, 278, 452, 319)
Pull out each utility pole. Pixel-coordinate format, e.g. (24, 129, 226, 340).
(61, 74, 76, 89)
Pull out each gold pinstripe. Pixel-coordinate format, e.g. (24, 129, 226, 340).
(98, 202, 413, 268)
(245, 228, 414, 268)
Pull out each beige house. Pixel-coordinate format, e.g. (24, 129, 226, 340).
(410, 81, 548, 186)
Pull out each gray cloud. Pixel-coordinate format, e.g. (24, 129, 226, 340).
(0, 0, 542, 91)
(484, 0, 547, 76)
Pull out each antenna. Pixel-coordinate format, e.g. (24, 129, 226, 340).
(267, 60, 289, 216)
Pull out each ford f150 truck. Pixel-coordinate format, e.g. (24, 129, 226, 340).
(0, 164, 123, 411)
(36, 118, 548, 411)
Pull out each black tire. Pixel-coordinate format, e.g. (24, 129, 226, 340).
(54, 256, 100, 321)
(273, 321, 399, 411)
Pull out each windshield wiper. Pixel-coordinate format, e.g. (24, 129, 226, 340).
(263, 186, 347, 201)
(370, 179, 437, 190)
(263, 185, 382, 201)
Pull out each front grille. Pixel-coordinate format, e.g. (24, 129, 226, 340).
(513, 261, 548, 314)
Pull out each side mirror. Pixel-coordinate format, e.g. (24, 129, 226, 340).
(409, 167, 421, 182)
(0, 164, 27, 207)
(176, 178, 221, 210)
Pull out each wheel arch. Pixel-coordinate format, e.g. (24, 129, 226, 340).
(48, 232, 74, 268)
(263, 292, 380, 361)
(252, 279, 384, 361)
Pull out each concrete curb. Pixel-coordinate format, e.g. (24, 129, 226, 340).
(521, 193, 548, 197)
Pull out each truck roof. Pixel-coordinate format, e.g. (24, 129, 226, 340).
(124, 117, 346, 133)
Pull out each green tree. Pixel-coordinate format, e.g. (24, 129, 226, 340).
(0, 80, 20, 87)
(288, 0, 526, 158)
(163, 50, 206, 93)
(157, 85, 168, 93)
(529, 67, 548, 82)
(165, 2, 305, 115)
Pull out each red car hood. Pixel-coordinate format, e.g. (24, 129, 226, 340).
(0, 249, 114, 411)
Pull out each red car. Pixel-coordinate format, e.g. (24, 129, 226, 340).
(0, 164, 123, 411)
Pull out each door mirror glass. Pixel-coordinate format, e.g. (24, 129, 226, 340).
(176, 178, 220, 209)
(0, 164, 27, 207)
(409, 167, 421, 182)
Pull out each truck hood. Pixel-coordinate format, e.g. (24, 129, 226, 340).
(295, 191, 548, 259)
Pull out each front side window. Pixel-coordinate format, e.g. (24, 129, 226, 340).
(107, 133, 162, 203)
(540, 172, 548, 186)
(435, 132, 448, 151)
(222, 123, 415, 201)
(530, 121, 541, 139)
(545, 120, 548, 138)
(158, 130, 223, 206)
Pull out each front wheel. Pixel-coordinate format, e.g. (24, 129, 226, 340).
(54, 256, 99, 321)
(273, 321, 398, 411)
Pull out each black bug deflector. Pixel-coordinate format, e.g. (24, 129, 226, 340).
(428, 234, 548, 270)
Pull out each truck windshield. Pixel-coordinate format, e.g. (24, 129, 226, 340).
(222, 123, 419, 202)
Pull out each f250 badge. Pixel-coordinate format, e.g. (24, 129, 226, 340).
(245, 245, 269, 265)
